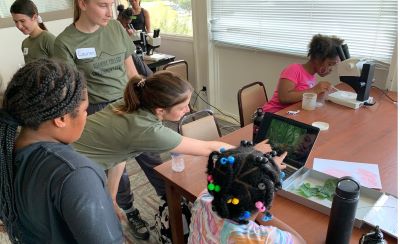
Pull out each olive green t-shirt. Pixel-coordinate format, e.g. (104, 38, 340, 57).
(73, 100, 182, 169)
(53, 20, 135, 104)
(22, 31, 55, 64)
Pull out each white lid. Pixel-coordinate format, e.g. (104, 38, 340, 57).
(312, 121, 329, 131)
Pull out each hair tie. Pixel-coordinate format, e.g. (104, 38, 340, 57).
(137, 79, 146, 87)
(0, 109, 20, 127)
(37, 15, 43, 23)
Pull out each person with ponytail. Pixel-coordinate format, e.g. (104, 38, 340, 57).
(73, 71, 272, 243)
(262, 34, 344, 113)
(10, 0, 55, 64)
(0, 59, 123, 243)
(188, 143, 306, 244)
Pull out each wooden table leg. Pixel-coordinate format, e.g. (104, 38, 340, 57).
(165, 182, 185, 244)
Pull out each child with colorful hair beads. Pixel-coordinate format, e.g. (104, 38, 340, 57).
(188, 141, 306, 244)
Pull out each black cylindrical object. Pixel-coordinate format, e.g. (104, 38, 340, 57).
(252, 108, 264, 142)
(336, 46, 346, 61)
(342, 44, 351, 59)
(359, 226, 387, 244)
(326, 177, 360, 244)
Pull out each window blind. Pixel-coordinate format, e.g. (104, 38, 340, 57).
(210, 0, 398, 63)
(0, 0, 72, 18)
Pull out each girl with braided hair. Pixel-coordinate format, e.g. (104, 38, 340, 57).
(188, 142, 305, 243)
(0, 59, 123, 243)
(10, 0, 55, 64)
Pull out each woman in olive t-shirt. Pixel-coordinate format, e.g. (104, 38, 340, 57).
(10, 0, 56, 64)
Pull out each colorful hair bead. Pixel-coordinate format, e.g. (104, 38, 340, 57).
(208, 183, 215, 191)
(262, 211, 273, 222)
(220, 147, 226, 153)
(232, 198, 239, 205)
(258, 182, 266, 190)
(214, 185, 221, 192)
(279, 171, 285, 181)
(207, 175, 213, 182)
(220, 157, 228, 165)
(261, 157, 268, 164)
(255, 201, 266, 212)
(227, 156, 235, 164)
(239, 211, 251, 220)
(227, 197, 239, 205)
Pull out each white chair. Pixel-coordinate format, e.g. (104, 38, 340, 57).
(178, 109, 221, 141)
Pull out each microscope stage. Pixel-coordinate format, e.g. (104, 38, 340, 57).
(327, 91, 373, 109)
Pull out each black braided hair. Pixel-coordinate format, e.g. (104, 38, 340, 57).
(307, 34, 344, 61)
(0, 58, 86, 243)
(206, 142, 282, 224)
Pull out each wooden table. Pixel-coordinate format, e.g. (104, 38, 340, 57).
(154, 84, 397, 244)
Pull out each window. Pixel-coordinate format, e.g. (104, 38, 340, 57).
(118, 0, 192, 36)
(0, 0, 73, 18)
(211, 0, 398, 64)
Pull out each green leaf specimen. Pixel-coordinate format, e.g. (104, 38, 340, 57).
(297, 179, 338, 201)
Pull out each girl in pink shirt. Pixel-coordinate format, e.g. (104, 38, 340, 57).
(263, 34, 344, 113)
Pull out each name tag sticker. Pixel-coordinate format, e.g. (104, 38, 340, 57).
(23, 48, 28, 55)
(76, 48, 96, 59)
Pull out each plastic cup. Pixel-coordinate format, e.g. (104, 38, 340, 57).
(171, 153, 185, 172)
(302, 93, 317, 110)
(316, 92, 327, 107)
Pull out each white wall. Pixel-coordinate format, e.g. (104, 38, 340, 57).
(156, 36, 195, 87)
(0, 18, 73, 91)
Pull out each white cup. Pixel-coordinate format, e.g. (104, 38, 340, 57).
(316, 92, 327, 107)
(302, 92, 317, 110)
(171, 153, 185, 172)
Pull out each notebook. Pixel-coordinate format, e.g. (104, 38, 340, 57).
(254, 112, 320, 181)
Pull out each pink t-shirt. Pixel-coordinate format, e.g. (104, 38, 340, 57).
(263, 63, 316, 113)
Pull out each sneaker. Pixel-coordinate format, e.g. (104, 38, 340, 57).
(126, 209, 150, 240)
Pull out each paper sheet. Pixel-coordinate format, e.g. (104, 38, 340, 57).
(313, 158, 382, 189)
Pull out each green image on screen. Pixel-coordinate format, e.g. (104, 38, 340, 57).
(266, 118, 311, 162)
